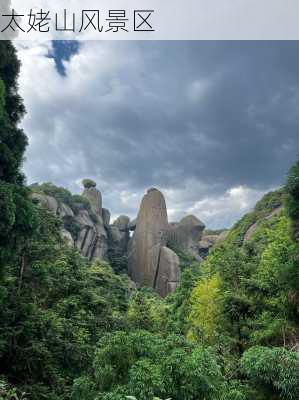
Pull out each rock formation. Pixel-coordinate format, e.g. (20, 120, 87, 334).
(82, 179, 102, 215)
(155, 246, 180, 297)
(32, 182, 219, 297)
(102, 208, 111, 227)
(168, 215, 205, 260)
(128, 188, 180, 297)
(108, 215, 130, 256)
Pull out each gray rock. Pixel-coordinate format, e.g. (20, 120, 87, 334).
(113, 215, 130, 231)
(199, 234, 219, 249)
(61, 228, 74, 246)
(75, 209, 108, 260)
(155, 246, 180, 297)
(108, 224, 130, 255)
(82, 186, 102, 216)
(128, 218, 137, 231)
(128, 188, 169, 288)
(93, 235, 109, 259)
(198, 234, 219, 257)
(31, 193, 58, 214)
(58, 202, 74, 218)
(168, 215, 205, 260)
(75, 209, 95, 228)
(102, 208, 111, 227)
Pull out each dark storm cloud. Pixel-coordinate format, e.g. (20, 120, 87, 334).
(18, 41, 299, 227)
(48, 41, 80, 76)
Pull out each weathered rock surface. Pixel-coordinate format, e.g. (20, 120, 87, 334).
(155, 246, 180, 297)
(31, 193, 58, 214)
(108, 224, 130, 255)
(168, 215, 205, 260)
(32, 183, 213, 297)
(82, 186, 102, 215)
(61, 228, 74, 246)
(113, 215, 130, 231)
(128, 188, 169, 288)
(128, 218, 137, 231)
(198, 234, 219, 257)
(32, 182, 109, 262)
(58, 202, 74, 218)
(102, 208, 111, 227)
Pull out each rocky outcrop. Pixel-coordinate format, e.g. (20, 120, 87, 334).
(128, 188, 169, 288)
(168, 215, 205, 260)
(61, 228, 74, 246)
(128, 218, 137, 231)
(113, 215, 130, 231)
(198, 234, 219, 257)
(155, 246, 180, 297)
(128, 188, 183, 297)
(244, 206, 283, 242)
(32, 183, 212, 297)
(82, 180, 102, 216)
(32, 181, 109, 262)
(102, 208, 111, 227)
(58, 202, 74, 218)
(108, 215, 130, 256)
(32, 193, 58, 214)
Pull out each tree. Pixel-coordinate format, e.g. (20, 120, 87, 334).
(285, 160, 299, 239)
(241, 346, 299, 400)
(0, 42, 37, 268)
(92, 330, 224, 400)
(0, 41, 27, 184)
(188, 273, 222, 344)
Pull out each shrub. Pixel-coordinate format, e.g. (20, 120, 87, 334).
(82, 179, 97, 189)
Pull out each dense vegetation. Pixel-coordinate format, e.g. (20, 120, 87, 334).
(0, 41, 298, 400)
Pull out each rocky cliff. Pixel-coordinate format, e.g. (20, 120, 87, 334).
(31, 181, 223, 297)
(31, 181, 131, 266)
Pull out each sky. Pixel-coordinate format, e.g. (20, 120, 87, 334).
(16, 40, 299, 229)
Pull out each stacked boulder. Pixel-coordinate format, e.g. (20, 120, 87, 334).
(32, 180, 130, 263)
(76, 179, 108, 260)
(168, 215, 205, 261)
(32, 181, 221, 297)
(109, 215, 130, 256)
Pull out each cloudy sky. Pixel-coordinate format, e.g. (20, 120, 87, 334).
(16, 41, 299, 228)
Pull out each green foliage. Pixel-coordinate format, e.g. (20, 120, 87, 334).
(126, 290, 169, 334)
(285, 160, 299, 240)
(188, 273, 223, 344)
(0, 41, 27, 184)
(165, 247, 202, 335)
(187, 211, 299, 358)
(71, 376, 96, 400)
(92, 330, 224, 400)
(30, 183, 91, 214)
(226, 189, 284, 246)
(0, 42, 38, 269)
(0, 182, 38, 267)
(0, 378, 27, 400)
(241, 346, 299, 400)
(0, 205, 129, 400)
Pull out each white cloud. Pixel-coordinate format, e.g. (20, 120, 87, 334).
(186, 185, 266, 228)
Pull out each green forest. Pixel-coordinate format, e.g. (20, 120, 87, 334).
(0, 41, 298, 400)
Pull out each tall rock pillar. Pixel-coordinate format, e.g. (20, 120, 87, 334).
(128, 188, 169, 288)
